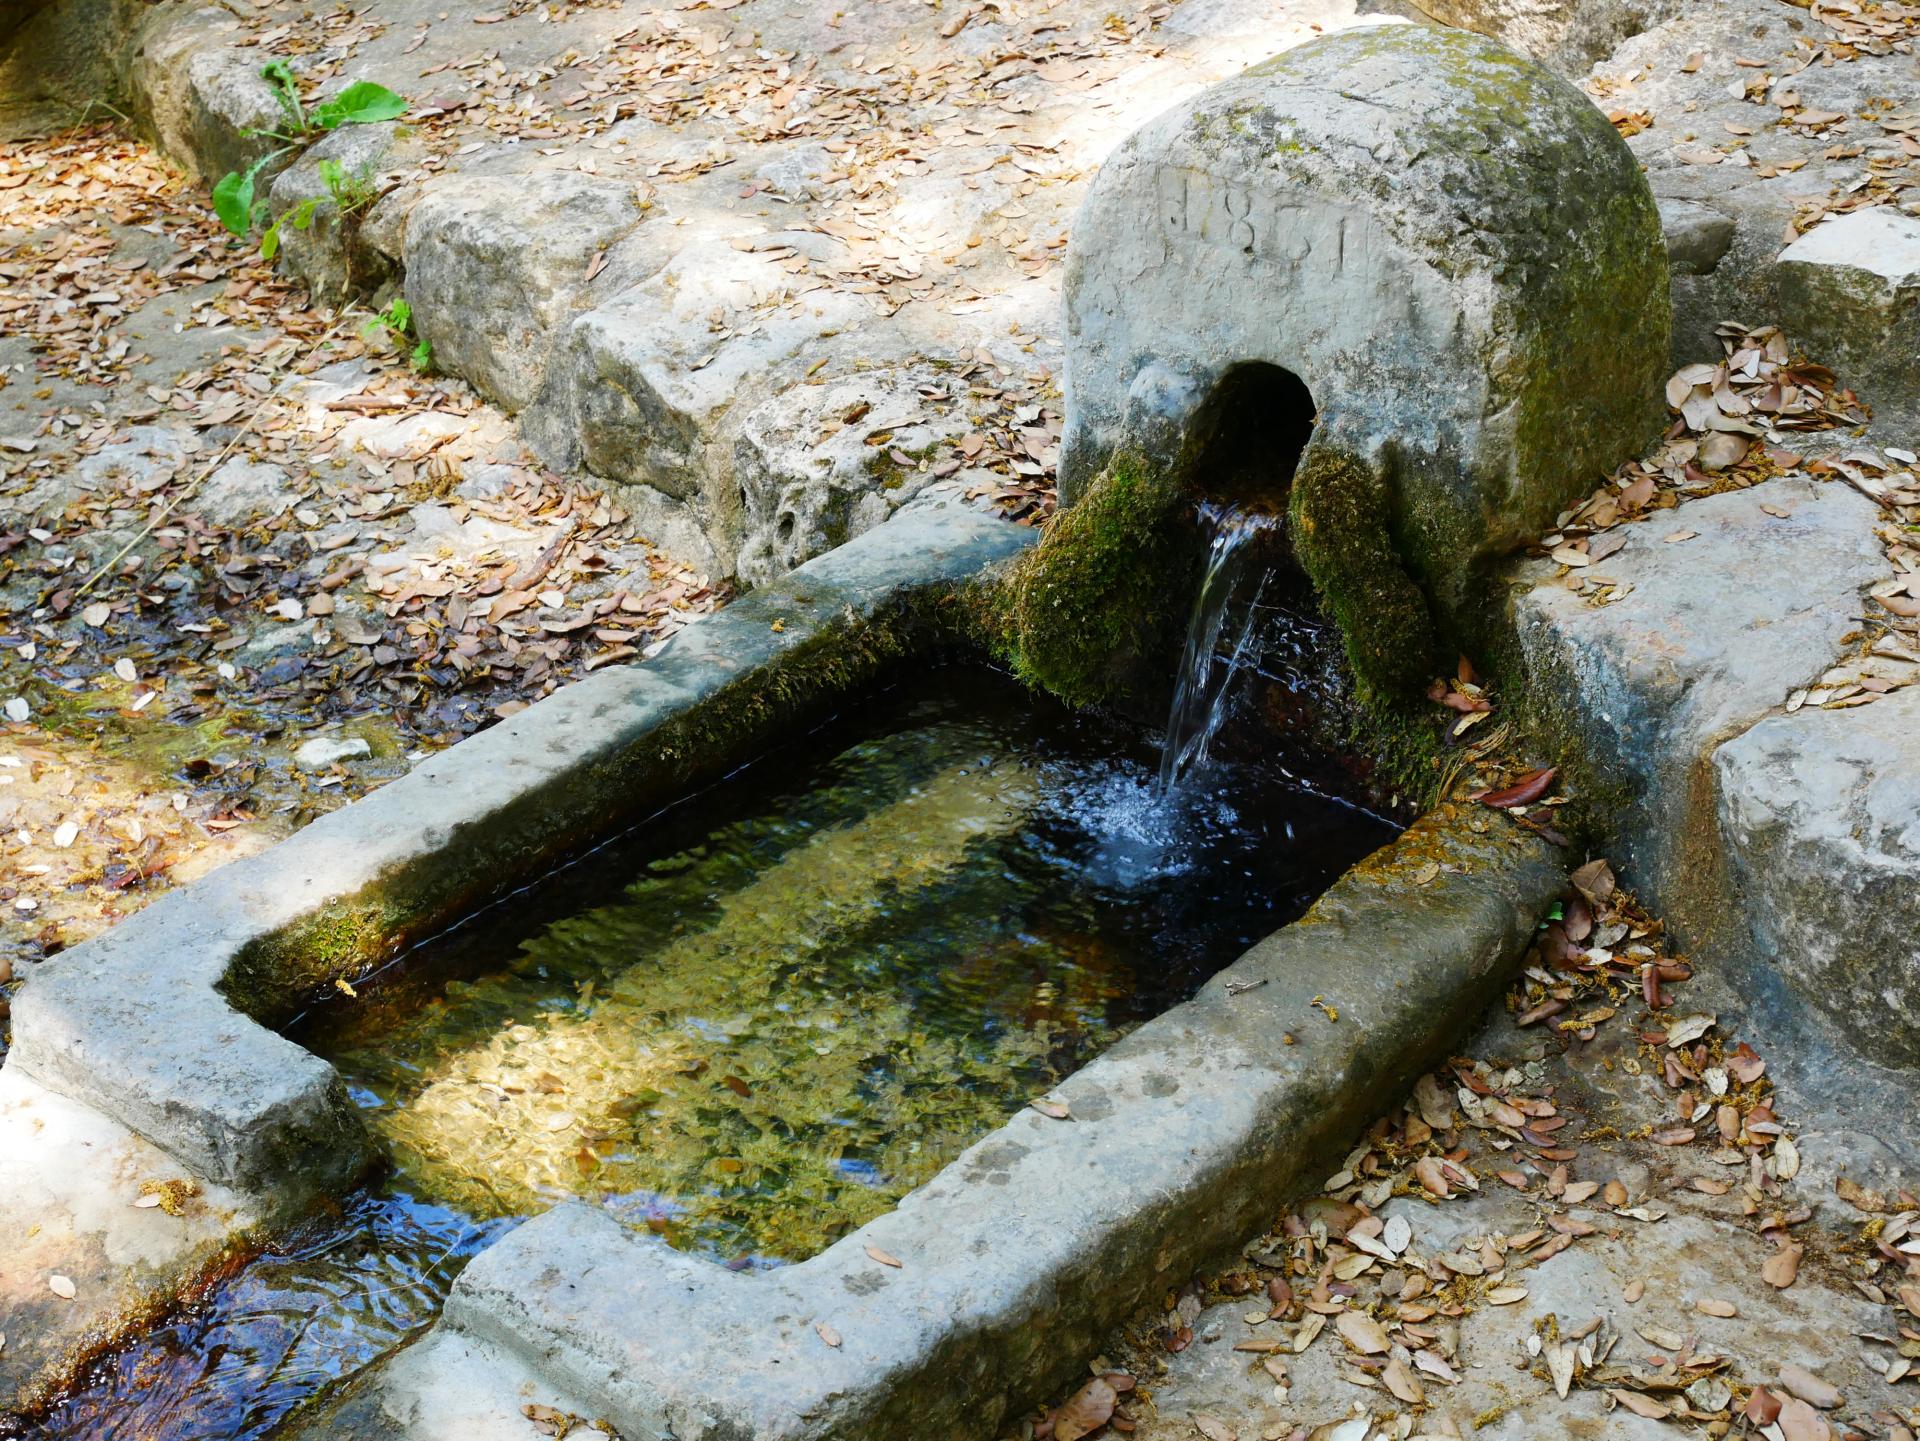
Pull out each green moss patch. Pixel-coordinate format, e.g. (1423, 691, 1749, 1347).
(987, 451, 1195, 709)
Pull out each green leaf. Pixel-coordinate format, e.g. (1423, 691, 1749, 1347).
(259, 60, 307, 135)
(211, 171, 255, 235)
(260, 219, 282, 261)
(410, 337, 433, 373)
(292, 197, 321, 231)
(311, 80, 407, 129)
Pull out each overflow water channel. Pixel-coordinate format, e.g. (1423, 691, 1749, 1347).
(16, 664, 1395, 1441)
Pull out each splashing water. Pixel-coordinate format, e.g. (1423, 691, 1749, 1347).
(1157, 502, 1282, 794)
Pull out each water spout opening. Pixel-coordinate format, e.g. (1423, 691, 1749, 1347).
(1157, 364, 1317, 794)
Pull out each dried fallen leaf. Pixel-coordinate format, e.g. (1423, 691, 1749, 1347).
(1777, 1363, 1841, 1409)
(1030, 1098, 1071, 1120)
(1777, 1396, 1835, 1441)
(1610, 1388, 1670, 1419)
(1335, 1309, 1390, 1355)
(1478, 767, 1557, 809)
(48, 1275, 76, 1300)
(1050, 1377, 1117, 1441)
(1414, 1155, 1452, 1198)
(1383, 1354, 1425, 1405)
(864, 1245, 903, 1269)
(1762, 1242, 1804, 1289)
(1486, 1284, 1528, 1306)
(1695, 1297, 1737, 1317)
(1664, 1013, 1717, 1047)
(814, 1320, 841, 1347)
(1193, 1417, 1237, 1441)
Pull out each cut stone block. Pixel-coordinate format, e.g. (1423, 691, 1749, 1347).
(1776, 208, 1920, 422)
(1060, 23, 1669, 681)
(731, 366, 975, 587)
(1715, 685, 1920, 1071)
(1510, 474, 1884, 921)
(403, 171, 649, 413)
(1658, 196, 1736, 277)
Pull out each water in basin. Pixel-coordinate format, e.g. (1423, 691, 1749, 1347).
(18, 663, 1394, 1439)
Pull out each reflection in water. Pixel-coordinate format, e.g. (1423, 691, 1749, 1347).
(17, 1193, 508, 1441)
(18, 666, 1396, 1439)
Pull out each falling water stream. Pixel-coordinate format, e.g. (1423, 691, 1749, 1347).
(1157, 502, 1282, 794)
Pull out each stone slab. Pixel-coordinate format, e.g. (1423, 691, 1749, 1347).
(0, 1070, 266, 1414)
(1510, 474, 1884, 924)
(1714, 684, 1920, 1071)
(276, 1330, 605, 1441)
(1777, 209, 1920, 425)
(322, 805, 1559, 1441)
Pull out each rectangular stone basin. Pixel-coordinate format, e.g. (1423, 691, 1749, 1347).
(294, 667, 1396, 1266)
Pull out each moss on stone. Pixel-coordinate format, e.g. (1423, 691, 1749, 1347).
(987, 450, 1194, 709)
(1289, 445, 1440, 707)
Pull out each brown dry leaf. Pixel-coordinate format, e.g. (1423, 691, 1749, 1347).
(1383, 1354, 1425, 1405)
(1762, 1242, 1804, 1289)
(1485, 1284, 1528, 1305)
(1745, 1387, 1784, 1424)
(814, 1321, 842, 1348)
(1609, 1388, 1670, 1419)
(1334, 1310, 1390, 1355)
(1478, 767, 1557, 809)
(1050, 1377, 1117, 1441)
(1777, 1396, 1835, 1441)
(1414, 1156, 1452, 1198)
(1193, 1415, 1237, 1441)
(864, 1245, 903, 1269)
(1570, 859, 1616, 903)
(1777, 1363, 1841, 1409)
(1030, 1098, 1071, 1120)
(1694, 1297, 1737, 1317)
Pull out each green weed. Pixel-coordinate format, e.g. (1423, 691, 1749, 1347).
(211, 62, 407, 256)
(363, 297, 432, 373)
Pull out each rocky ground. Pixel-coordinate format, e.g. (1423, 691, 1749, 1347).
(1017, 867, 1919, 1441)
(0, 123, 721, 1037)
(2, 0, 1919, 1436)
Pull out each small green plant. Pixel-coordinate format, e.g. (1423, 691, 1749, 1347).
(363, 298, 432, 373)
(212, 61, 406, 251)
(319, 157, 380, 214)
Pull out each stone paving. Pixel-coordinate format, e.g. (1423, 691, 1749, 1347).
(2, 0, 1920, 1436)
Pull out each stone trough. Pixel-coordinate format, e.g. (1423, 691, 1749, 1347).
(0, 489, 1558, 1439)
(0, 23, 1680, 1441)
